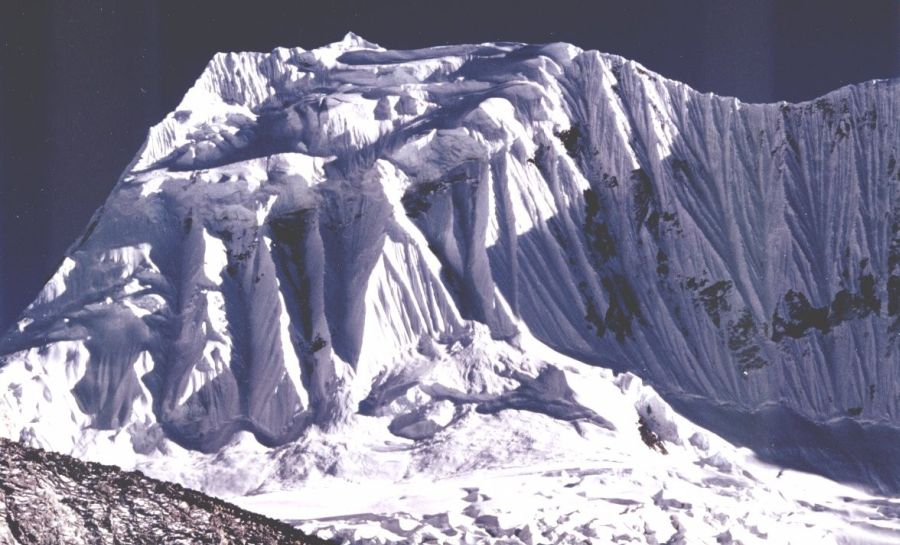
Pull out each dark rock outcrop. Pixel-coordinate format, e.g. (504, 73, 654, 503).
(0, 438, 330, 545)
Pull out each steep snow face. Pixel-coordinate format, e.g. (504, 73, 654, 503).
(0, 33, 898, 500)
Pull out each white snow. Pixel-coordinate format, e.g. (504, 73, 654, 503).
(1, 33, 898, 544)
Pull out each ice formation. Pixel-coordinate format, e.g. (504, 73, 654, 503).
(1, 33, 898, 543)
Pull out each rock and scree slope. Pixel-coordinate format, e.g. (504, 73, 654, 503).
(0, 437, 329, 545)
(0, 33, 898, 542)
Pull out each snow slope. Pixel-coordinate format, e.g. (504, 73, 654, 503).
(0, 33, 898, 542)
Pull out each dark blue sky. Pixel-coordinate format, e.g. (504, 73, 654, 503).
(0, 0, 897, 332)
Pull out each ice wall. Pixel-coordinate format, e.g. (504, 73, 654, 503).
(0, 34, 897, 488)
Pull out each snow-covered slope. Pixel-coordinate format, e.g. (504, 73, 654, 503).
(0, 33, 898, 543)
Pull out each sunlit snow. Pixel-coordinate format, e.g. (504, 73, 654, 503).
(1, 32, 899, 544)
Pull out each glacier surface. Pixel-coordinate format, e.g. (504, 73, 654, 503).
(1, 33, 899, 543)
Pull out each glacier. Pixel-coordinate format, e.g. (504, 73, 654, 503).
(0, 32, 899, 543)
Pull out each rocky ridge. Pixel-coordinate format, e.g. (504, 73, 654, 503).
(0, 437, 329, 545)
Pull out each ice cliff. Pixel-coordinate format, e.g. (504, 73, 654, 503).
(0, 33, 898, 543)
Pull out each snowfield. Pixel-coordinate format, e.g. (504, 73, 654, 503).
(1, 33, 899, 543)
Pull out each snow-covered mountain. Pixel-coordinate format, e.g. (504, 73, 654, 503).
(1, 33, 898, 543)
